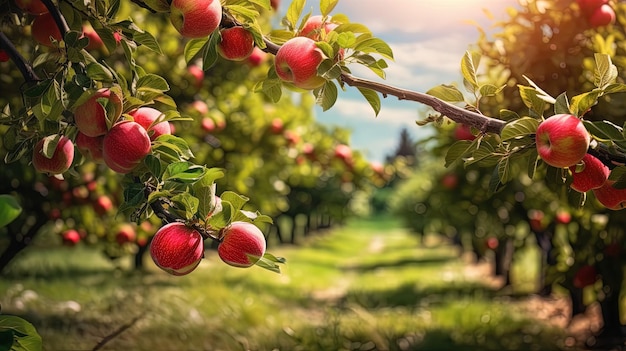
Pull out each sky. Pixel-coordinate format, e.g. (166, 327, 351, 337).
(291, 0, 522, 162)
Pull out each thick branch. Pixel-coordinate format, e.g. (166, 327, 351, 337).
(0, 32, 40, 83)
(340, 73, 507, 135)
(42, 0, 70, 35)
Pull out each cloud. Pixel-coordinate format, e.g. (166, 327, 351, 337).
(335, 0, 518, 34)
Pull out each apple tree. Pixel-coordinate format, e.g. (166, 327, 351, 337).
(2, 0, 626, 348)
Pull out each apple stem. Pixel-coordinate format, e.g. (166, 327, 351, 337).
(0, 32, 40, 83)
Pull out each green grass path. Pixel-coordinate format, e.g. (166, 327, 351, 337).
(0, 216, 571, 351)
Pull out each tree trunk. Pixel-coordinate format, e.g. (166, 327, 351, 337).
(0, 210, 47, 274)
(494, 238, 514, 286)
(535, 230, 554, 296)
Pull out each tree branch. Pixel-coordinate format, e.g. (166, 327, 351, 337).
(41, 0, 70, 35)
(0, 32, 40, 83)
(339, 73, 507, 134)
(92, 313, 144, 351)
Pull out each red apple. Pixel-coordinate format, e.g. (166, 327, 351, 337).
(270, 118, 284, 134)
(535, 114, 590, 168)
(187, 64, 204, 89)
(592, 180, 626, 210)
(14, 0, 48, 15)
(370, 161, 384, 175)
(61, 229, 81, 246)
(82, 23, 104, 50)
(102, 121, 152, 174)
(0, 50, 9, 62)
(150, 222, 204, 276)
(573, 265, 598, 289)
(201, 117, 216, 133)
(75, 132, 105, 163)
(93, 195, 113, 216)
(453, 124, 475, 141)
(115, 223, 136, 245)
(217, 26, 255, 61)
(302, 143, 315, 157)
(128, 107, 172, 140)
(577, 0, 608, 14)
(569, 153, 609, 193)
(170, 0, 222, 38)
(299, 15, 338, 41)
(588, 4, 616, 27)
(73, 88, 123, 137)
(218, 221, 266, 268)
(486, 237, 499, 250)
(191, 100, 209, 116)
(274, 36, 326, 90)
(555, 210, 571, 224)
(284, 130, 300, 145)
(528, 209, 545, 232)
(441, 173, 459, 190)
(270, 0, 279, 10)
(247, 46, 267, 67)
(32, 135, 74, 175)
(334, 144, 352, 161)
(32, 12, 62, 47)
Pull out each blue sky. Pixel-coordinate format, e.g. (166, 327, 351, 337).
(300, 0, 521, 162)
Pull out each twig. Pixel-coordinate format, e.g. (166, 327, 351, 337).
(91, 313, 144, 351)
(41, 0, 70, 35)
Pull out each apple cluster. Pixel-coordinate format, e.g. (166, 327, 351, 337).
(577, 0, 616, 27)
(149, 220, 267, 276)
(535, 114, 626, 210)
(32, 87, 171, 175)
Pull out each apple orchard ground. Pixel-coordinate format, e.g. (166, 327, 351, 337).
(0, 216, 598, 350)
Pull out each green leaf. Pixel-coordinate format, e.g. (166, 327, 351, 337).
(523, 75, 556, 104)
(570, 91, 601, 117)
(315, 81, 338, 112)
(554, 92, 571, 115)
(0, 315, 42, 351)
(602, 83, 626, 94)
(499, 109, 520, 121)
(184, 38, 208, 64)
(163, 163, 206, 182)
(171, 193, 200, 220)
(583, 120, 624, 142)
(353, 37, 393, 60)
(86, 62, 113, 82)
(153, 134, 194, 160)
(356, 87, 381, 116)
(320, 0, 339, 17)
(497, 157, 511, 184)
(202, 31, 221, 71)
(0, 195, 22, 228)
(254, 255, 283, 273)
(206, 201, 233, 230)
(426, 85, 465, 103)
(220, 191, 249, 212)
(527, 149, 540, 180)
(193, 171, 223, 219)
(500, 117, 540, 141)
(143, 154, 162, 177)
(284, 0, 305, 29)
(133, 30, 162, 54)
(518, 85, 547, 117)
(594, 53, 618, 89)
(445, 140, 473, 167)
(460, 51, 480, 90)
(136, 74, 169, 92)
(478, 84, 503, 98)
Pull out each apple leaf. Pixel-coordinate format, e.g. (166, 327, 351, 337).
(284, 0, 305, 30)
(202, 32, 221, 71)
(0, 195, 22, 228)
(132, 30, 162, 55)
(478, 83, 504, 98)
(315, 81, 338, 112)
(554, 92, 570, 115)
(171, 193, 200, 221)
(500, 117, 540, 141)
(527, 150, 540, 180)
(499, 109, 520, 121)
(570, 90, 601, 117)
(426, 84, 465, 103)
(460, 51, 480, 91)
(0, 315, 42, 351)
(193, 179, 218, 220)
(594, 53, 618, 89)
(220, 191, 249, 212)
(320, 0, 339, 17)
(136, 74, 169, 93)
(523, 75, 556, 104)
(183, 38, 208, 64)
(353, 37, 393, 60)
(583, 120, 624, 142)
(517, 85, 547, 118)
(445, 140, 474, 167)
(357, 87, 381, 116)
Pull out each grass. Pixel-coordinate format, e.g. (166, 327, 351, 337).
(0, 215, 574, 351)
